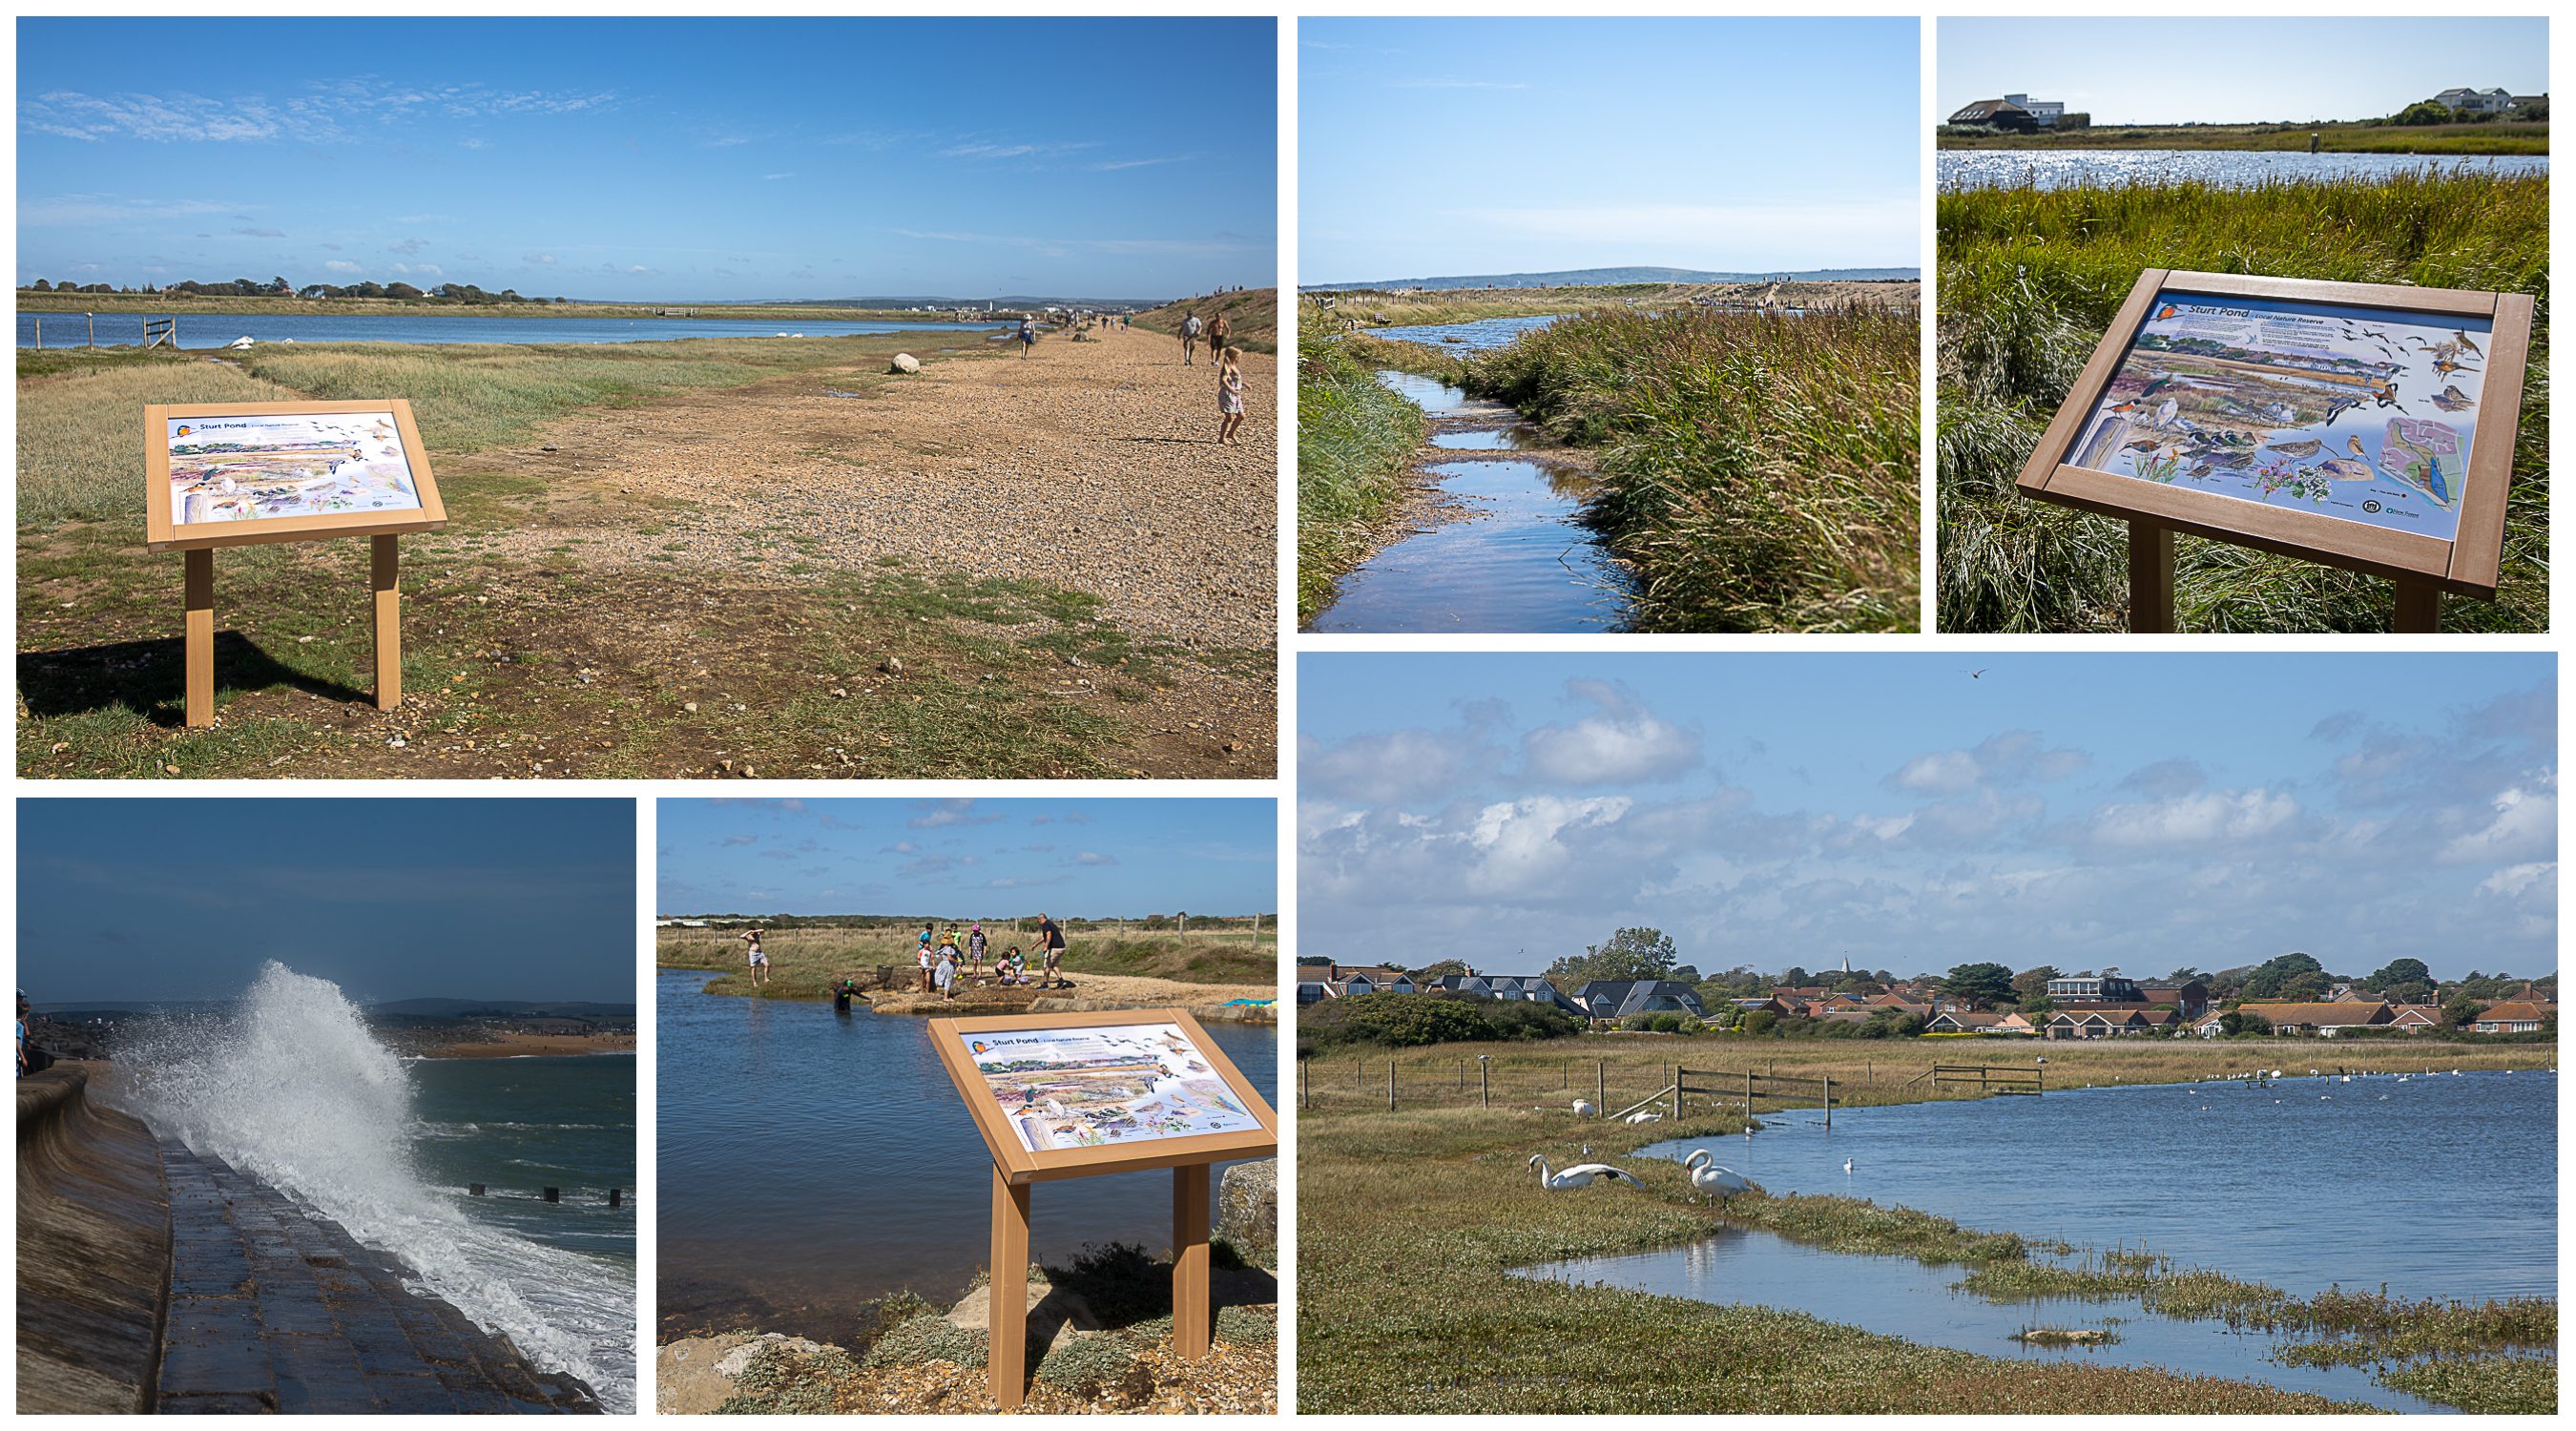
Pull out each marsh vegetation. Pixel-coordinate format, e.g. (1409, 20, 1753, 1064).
(1938, 168, 2548, 632)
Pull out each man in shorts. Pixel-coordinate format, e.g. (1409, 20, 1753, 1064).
(1037, 913, 1067, 986)
(1180, 312, 1203, 365)
(741, 927, 769, 987)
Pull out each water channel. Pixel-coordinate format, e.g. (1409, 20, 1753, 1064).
(654, 969, 1277, 1343)
(1513, 1068, 2553, 1410)
(1307, 352, 1635, 633)
(1940, 149, 2548, 191)
(17, 310, 1001, 350)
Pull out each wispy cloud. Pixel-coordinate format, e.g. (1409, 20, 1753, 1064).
(1091, 155, 1195, 171)
(762, 172, 795, 180)
(1388, 78, 1529, 89)
(22, 79, 619, 147)
(232, 226, 284, 238)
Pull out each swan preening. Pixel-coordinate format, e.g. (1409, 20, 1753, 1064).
(1529, 1154, 1643, 1192)
(1571, 1099, 1598, 1119)
(1624, 1110, 1663, 1124)
(1682, 1150, 1752, 1196)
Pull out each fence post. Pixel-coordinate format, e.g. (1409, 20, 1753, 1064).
(1481, 1060, 1489, 1109)
(1388, 1060, 1396, 1111)
(1596, 1062, 1604, 1109)
(1824, 1072, 1831, 1128)
(1746, 1069, 1753, 1114)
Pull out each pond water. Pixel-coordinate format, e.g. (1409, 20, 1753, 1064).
(1369, 312, 1568, 352)
(1511, 1068, 2553, 1407)
(1940, 149, 2549, 191)
(654, 970, 1276, 1342)
(17, 311, 1000, 350)
(1305, 370, 1631, 633)
(1630, 1068, 2554, 1301)
(1514, 1230, 2449, 1412)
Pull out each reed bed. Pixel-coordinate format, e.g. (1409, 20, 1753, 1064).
(1457, 305, 1921, 632)
(1295, 342, 1427, 623)
(1938, 167, 2548, 632)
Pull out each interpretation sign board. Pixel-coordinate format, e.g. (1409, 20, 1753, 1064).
(2015, 270, 2532, 627)
(145, 400, 446, 552)
(931, 1008, 1276, 1409)
(141, 400, 447, 725)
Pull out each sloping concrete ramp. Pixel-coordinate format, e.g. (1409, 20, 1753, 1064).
(19, 1065, 601, 1414)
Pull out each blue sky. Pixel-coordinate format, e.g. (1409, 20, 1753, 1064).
(17, 799, 634, 1006)
(657, 798, 1277, 919)
(19, 17, 1277, 301)
(1300, 18, 1918, 282)
(1301, 653, 2557, 985)
(1941, 18, 2549, 127)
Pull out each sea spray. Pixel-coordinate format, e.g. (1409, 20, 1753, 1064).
(114, 962, 635, 1411)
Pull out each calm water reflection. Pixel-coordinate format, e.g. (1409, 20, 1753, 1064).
(655, 970, 1275, 1338)
(1940, 149, 2548, 191)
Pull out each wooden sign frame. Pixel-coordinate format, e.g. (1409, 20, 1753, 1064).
(929, 1008, 1277, 1410)
(142, 401, 447, 727)
(2014, 270, 2532, 631)
(145, 399, 447, 552)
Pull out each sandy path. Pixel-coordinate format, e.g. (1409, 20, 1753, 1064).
(477, 324, 1278, 653)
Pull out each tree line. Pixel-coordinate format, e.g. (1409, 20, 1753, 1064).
(19, 277, 563, 304)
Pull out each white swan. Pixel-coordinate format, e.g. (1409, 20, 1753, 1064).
(1529, 1154, 1642, 1192)
(1682, 1150, 1752, 1196)
(1571, 1099, 1598, 1118)
(1624, 1110, 1663, 1123)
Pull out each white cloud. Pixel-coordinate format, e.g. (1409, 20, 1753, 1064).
(2087, 789, 2300, 848)
(323, 259, 360, 273)
(525, 252, 555, 264)
(763, 172, 795, 180)
(1074, 852, 1117, 866)
(1887, 730, 2088, 795)
(1520, 679, 1699, 785)
(2437, 778, 2557, 865)
(2477, 861, 2555, 899)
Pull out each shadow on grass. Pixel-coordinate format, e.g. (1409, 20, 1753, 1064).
(18, 629, 368, 725)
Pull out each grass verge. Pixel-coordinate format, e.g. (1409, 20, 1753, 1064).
(658, 925, 1276, 1000)
(1938, 167, 2548, 632)
(1294, 342, 1427, 624)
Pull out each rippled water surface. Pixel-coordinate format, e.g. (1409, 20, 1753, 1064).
(656, 970, 1277, 1339)
(1940, 149, 2548, 190)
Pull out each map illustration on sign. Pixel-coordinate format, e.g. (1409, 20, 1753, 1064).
(165, 410, 424, 528)
(959, 1023, 1259, 1152)
(2070, 293, 2489, 541)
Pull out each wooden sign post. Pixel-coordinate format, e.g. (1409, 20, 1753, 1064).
(929, 1009, 1277, 1411)
(2015, 270, 2532, 632)
(144, 400, 447, 727)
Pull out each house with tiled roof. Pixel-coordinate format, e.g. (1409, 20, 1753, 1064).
(2045, 1007, 2179, 1039)
(2388, 1004, 2446, 1034)
(2470, 1001, 2550, 1034)
(1418, 972, 1584, 1014)
(2236, 1001, 2394, 1037)
(1926, 1010, 2010, 1035)
(1296, 964, 1419, 1004)
(1573, 980, 1709, 1022)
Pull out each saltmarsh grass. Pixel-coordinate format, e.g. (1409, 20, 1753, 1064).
(1457, 305, 1921, 632)
(1939, 167, 2548, 631)
(19, 363, 305, 525)
(1296, 342, 1427, 623)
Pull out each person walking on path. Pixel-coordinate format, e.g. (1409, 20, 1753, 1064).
(741, 927, 769, 987)
(1207, 309, 1232, 358)
(1180, 311, 1203, 365)
(1037, 912, 1068, 986)
(1017, 316, 1037, 359)
(968, 923, 988, 976)
(934, 946, 958, 1001)
(1215, 347, 1248, 446)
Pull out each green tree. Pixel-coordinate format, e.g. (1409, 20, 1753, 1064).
(2011, 965, 2061, 1003)
(2363, 958, 2431, 993)
(2278, 970, 2330, 1003)
(1413, 959, 1471, 981)
(1545, 927, 1679, 985)
(2395, 100, 2453, 126)
(2218, 1009, 2272, 1036)
(2244, 952, 2323, 1000)
(1741, 1010, 1777, 1036)
(1944, 962, 2015, 1009)
(2440, 993, 2483, 1029)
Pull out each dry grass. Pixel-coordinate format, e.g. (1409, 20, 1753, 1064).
(19, 362, 305, 525)
(658, 924, 1277, 1001)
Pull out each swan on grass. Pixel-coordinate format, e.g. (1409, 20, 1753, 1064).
(1571, 1099, 1598, 1119)
(1528, 1154, 1643, 1192)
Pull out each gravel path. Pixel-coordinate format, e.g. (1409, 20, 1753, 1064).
(469, 324, 1278, 653)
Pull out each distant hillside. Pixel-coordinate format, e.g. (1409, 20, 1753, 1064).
(1305, 266, 1918, 291)
(364, 999, 637, 1018)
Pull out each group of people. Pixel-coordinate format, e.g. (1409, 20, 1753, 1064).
(917, 916, 1070, 999)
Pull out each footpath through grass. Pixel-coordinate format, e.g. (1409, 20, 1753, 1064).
(1297, 1035, 2553, 1414)
(16, 340, 1183, 779)
(1939, 167, 2548, 632)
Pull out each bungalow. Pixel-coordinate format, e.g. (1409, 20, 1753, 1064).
(1925, 1010, 2009, 1035)
(2045, 1008, 2176, 1039)
(2434, 86, 2516, 114)
(2470, 1001, 2549, 1034)
(2388, 1004, 2446, 1034)
(1574, 980, 1710, 1021)
(2237, 1001, 2394, 1037)
(1418, 973, 1585, 1014)
(1948, 97, 2038, 131)
(1297, 964, 1419, 1003)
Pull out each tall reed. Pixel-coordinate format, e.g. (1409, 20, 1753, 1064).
(1458, 304, 1921, 632)
(1939, 166, 2548, 632)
